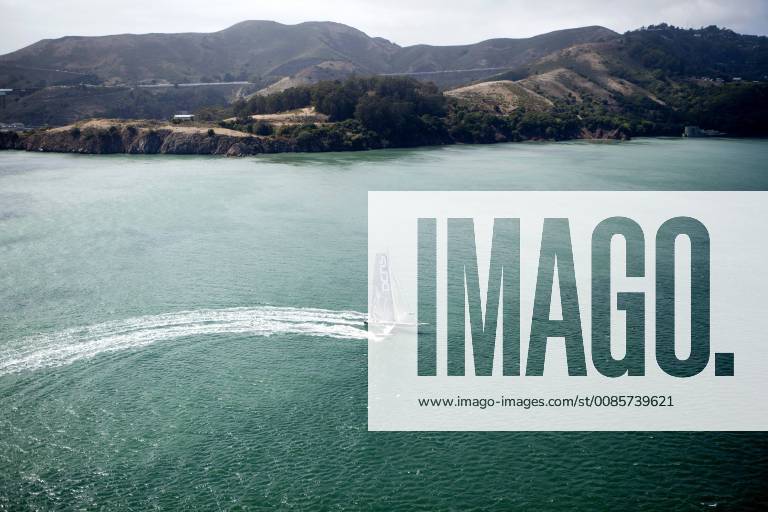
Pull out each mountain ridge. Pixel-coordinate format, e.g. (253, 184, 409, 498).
(0, 21, 617, 88)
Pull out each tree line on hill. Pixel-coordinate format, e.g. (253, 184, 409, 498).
(623, 24, 768, 81)
(223, 76, 614, 149)
(215, 73, 766, 151)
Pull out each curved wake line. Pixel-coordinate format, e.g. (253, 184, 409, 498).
(0, 306, 367, 376)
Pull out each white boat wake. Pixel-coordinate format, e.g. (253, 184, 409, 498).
(0, 306, 368, 376)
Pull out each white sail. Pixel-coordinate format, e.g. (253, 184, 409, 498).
(370, 253, 396, 324)
(368, 253, 417, 337)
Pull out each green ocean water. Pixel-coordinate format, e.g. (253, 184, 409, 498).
(1, 138, 767, 510)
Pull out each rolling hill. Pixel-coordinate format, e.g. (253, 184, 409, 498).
(0, 21, 399, 87)
(0, 21, 617, 89)
(448, 24, 768, 137)
(447, 40, 666, 113)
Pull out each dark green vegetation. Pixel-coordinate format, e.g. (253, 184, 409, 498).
(623, 24, 768, 81)
(218, 72, 766, 152)
(527, 79, 768, 139)
(474, 24, 768, 138)
(589, 24, 768, 136)
(226, 78, 450, 149)
(605, 81, 768, 137)
(222, 77, 594, 149)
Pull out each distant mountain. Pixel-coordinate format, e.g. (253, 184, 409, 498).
(0, 21, 617, 89)
(1, 22, 765, 132)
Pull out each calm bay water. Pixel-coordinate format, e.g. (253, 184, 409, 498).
(1, 138, 767, 510)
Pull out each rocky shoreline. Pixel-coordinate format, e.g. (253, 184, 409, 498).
(0, 125, 307, 156)
(0, 122, 629, 157)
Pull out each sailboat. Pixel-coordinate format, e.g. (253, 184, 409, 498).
(367, 252, 417, 337)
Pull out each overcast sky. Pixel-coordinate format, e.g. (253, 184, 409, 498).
(0, 0, 766, 55)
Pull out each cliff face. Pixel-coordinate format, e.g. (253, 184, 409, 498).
(578, 127, 629, 140)
(0, 120, 630, 157)
(0, 126, 301, 156)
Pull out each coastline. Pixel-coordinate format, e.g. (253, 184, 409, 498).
(0, 122, 299, 157)
(0, 120, 628, 157)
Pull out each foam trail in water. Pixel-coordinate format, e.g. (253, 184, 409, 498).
(0, 306, 368, 375)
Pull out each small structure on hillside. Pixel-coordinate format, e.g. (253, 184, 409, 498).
(172, 112, 195, 122)
(0, 122, 28, 131)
